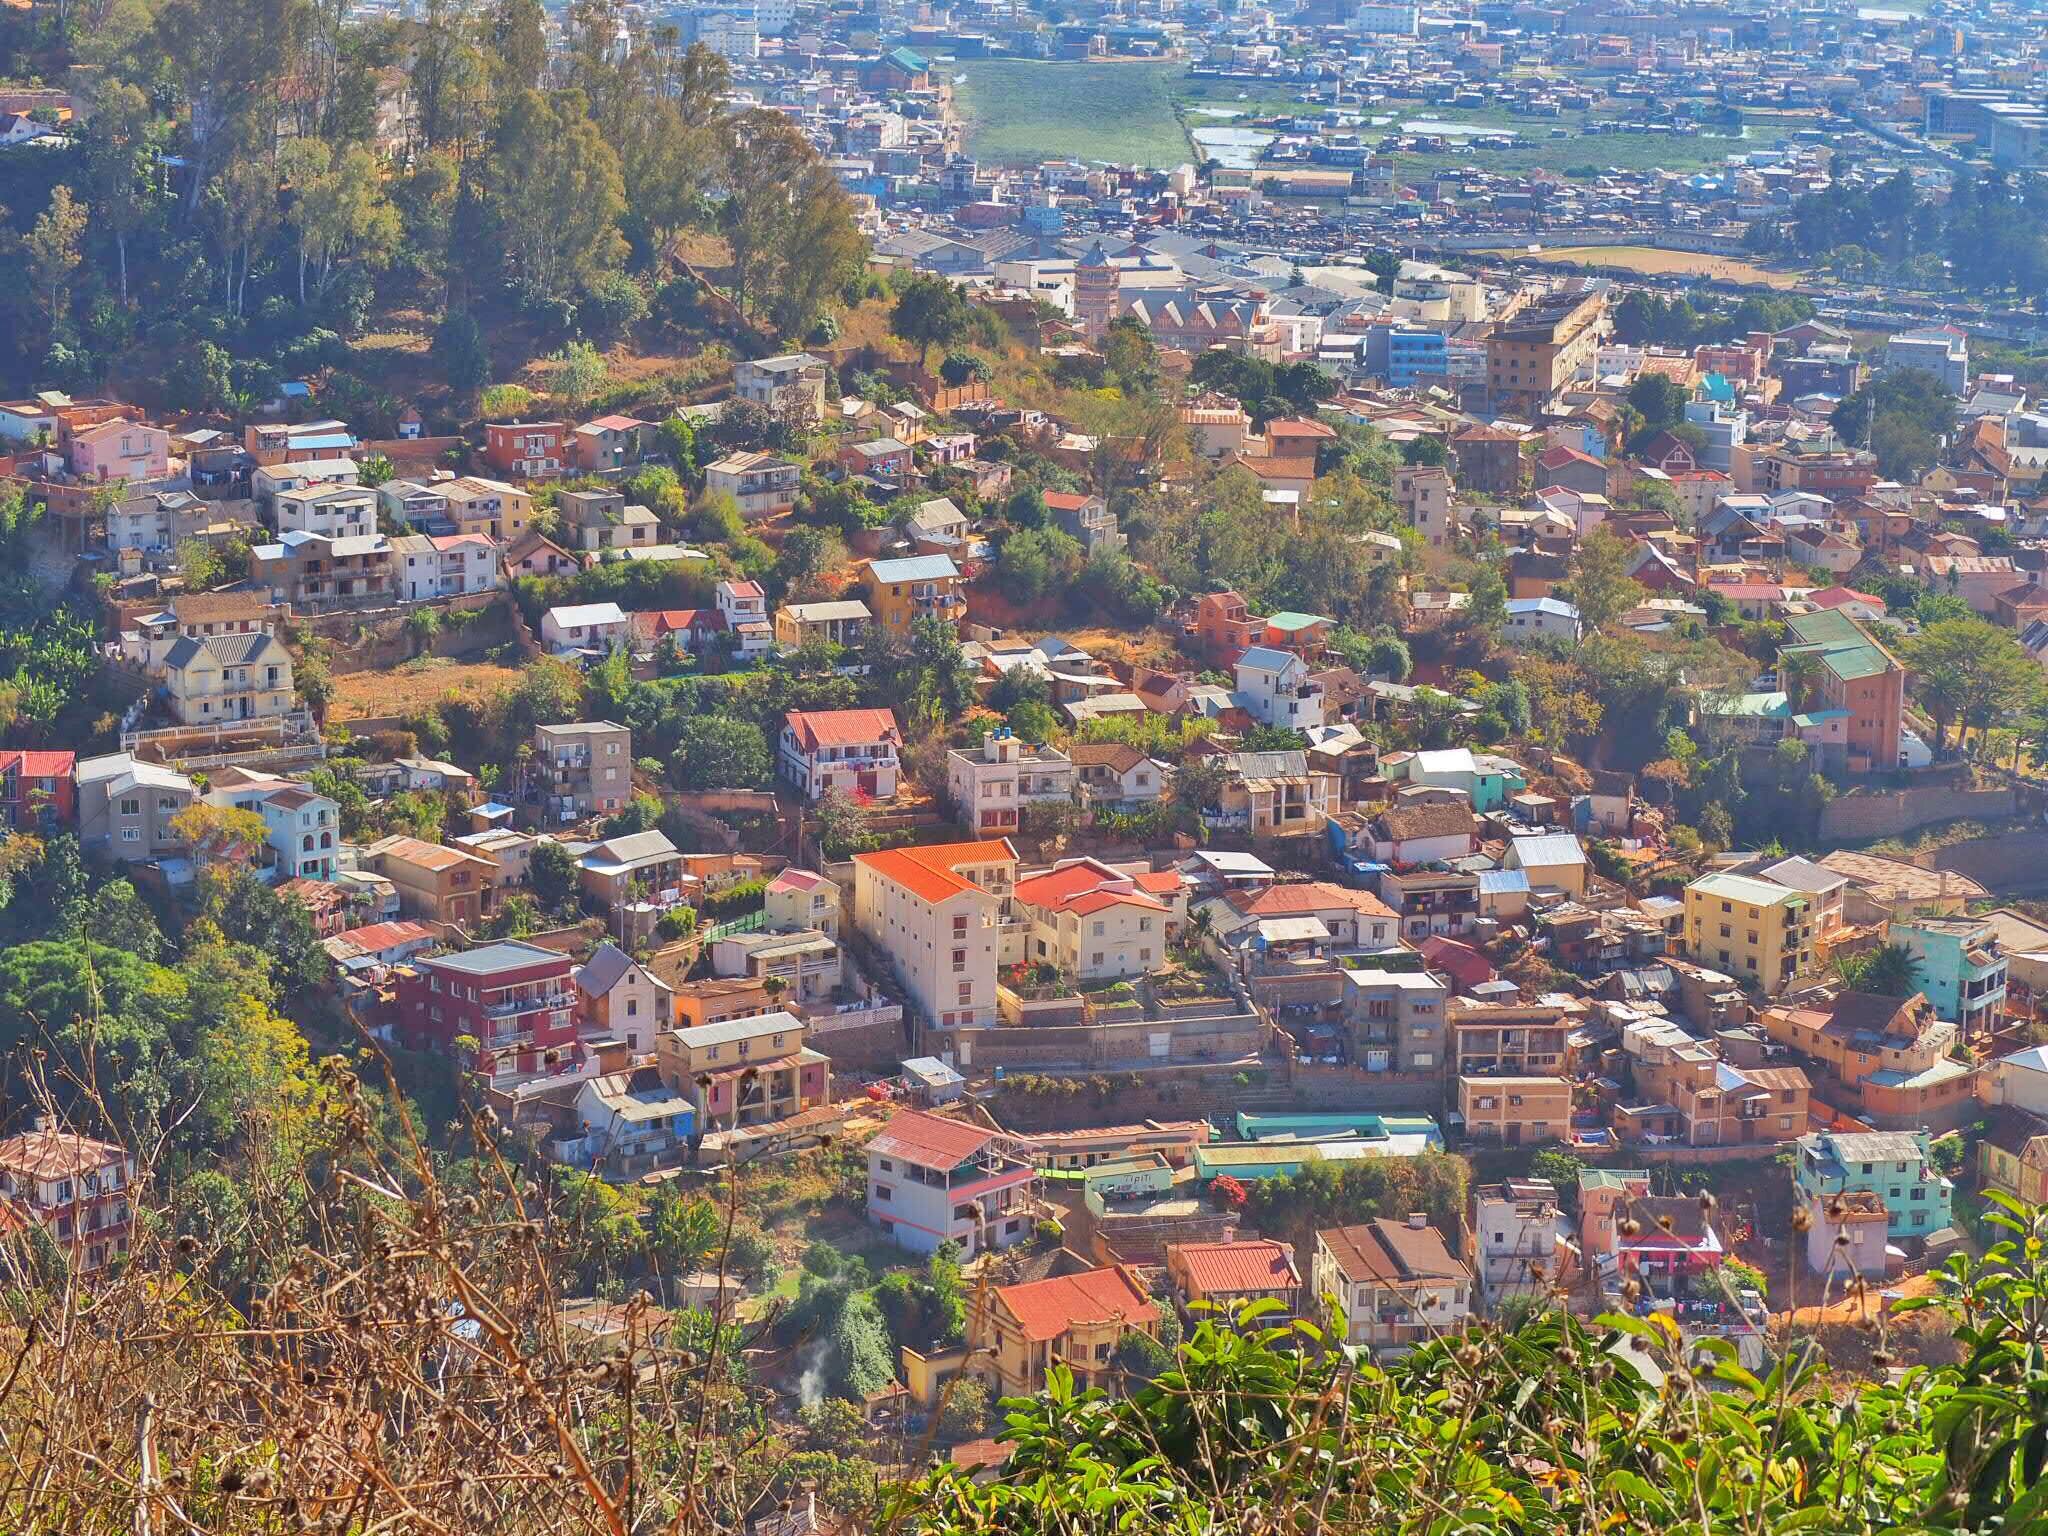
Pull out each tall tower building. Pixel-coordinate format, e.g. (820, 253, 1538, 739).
(1074, 241, 1122, 342)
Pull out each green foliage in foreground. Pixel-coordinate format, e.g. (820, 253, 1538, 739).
(901, 1194, 2048, 1534)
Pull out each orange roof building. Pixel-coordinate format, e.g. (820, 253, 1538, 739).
(973, 1264, 1156, 1396)
(851, 840, 1019, 1029)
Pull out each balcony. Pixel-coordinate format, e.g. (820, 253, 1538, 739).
(484, 991, 574, 1018)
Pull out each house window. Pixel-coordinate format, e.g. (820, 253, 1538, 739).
(957, 982, 971, 1005)
(874, 1185, 892, 1202)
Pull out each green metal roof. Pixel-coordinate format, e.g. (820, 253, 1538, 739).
(1578, 1168, 1651, 1193)
(1264, 611, 1333, 631)
(1783, 607, 1896, 685)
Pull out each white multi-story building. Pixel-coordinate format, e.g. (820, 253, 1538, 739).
(778, 708, 902, 801)
(1470, 1179, 1565, 1312)
(1886, 328, 1968, 395)
(851, 839, 1017, 1033)
(255, 783, 341, 882)
(865, 1108, 1038, 1258)
(393, 532, 501, 601)
(715, 579, 772, 659)
(273, 482, 379, 540)
(1233, 645, 1326, 731)
(945, 729, 1075, 836)
(1351, 2, 1419, 34)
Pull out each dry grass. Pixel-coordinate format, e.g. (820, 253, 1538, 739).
(1481, 244, 1804, 288)
(328, 658, 527, 723)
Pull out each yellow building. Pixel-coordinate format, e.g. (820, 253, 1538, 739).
(1485, 292, 1608, 416)
(971, 1265, 1155, 1398)
(1456, 1075, 1573, 1146)
(1683, 871, 1815, 992)
(439, 476, 533, 541)
(862, 554, 965, 638)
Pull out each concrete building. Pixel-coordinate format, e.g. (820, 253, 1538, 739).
(531, 721, 632, 822)
(1312, 1215, 1472, 1357)
(0, 1122, 135, 1272)
(654, 1011, 828, 1131)
(1793, 1129, 1952, 1270)
(778, 707, 902, 801)
(972, 1265, 1154, 1398)
(865, 1108, 1038, 1258)
(1682, 871, 1816, 993)
(1470, 1178, 1564, 1311)
(1893, 917, 2007, 1035)
(1760, 990, 1973, 1132)
(851, 839, 1017, 1035)
(945, 728, 1075, 835)
(75, 752, 195, 863)
(1885, 328, 1969, 396)
(1486, 291, 1608, 417)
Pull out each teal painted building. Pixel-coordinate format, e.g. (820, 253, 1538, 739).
(1892, 917, 2007, 1035)
(1793, 1129, 1951, 1242)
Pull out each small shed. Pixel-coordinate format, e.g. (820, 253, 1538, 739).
(902, 1055, 966, 1106)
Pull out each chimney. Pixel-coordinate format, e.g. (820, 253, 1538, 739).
(1407, 1211, 1428, 1230)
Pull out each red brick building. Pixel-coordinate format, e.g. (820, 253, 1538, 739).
(397, 940, 580, 1080)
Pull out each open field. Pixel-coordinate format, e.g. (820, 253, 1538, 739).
(328, 657, 527, 724)
(1479, 244, 1805, 288)
(952, 60, 1191, 166)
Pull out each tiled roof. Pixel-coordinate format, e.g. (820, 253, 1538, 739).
(852, 840, 1015, 905)
(868, 1108, 997, 1169)
(1068, 743, 1150, 773)
(784, 708, 901, 752)
(1169, 1239, 1299, 1296)
(1375, 803, 1477, 842)
(1318, 1218, 1468, 1288)
(994, 1265, 1152, 1343)
(1227, 881, 1395, 920)
(0, 1128, 125, 1179)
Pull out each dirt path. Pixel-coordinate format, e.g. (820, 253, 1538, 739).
(1773, 1269, 1937, 1327)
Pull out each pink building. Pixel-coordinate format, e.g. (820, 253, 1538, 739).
(68, 418, 170, 482)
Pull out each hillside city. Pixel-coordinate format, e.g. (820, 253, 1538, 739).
(1, 0, 2048, 1526)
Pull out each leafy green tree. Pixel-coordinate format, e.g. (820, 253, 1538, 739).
(436, 309, 491, 397)
(23, 186, 86, 332)
(1558, 529, 1645, 634)
(995, 526, 1084, 604)
(1901, 616, 2040, 752)
(488, 88, 628, 305)
(674, 714, 771, 789)
(935, 1377, 993, 1441)
(890, 273, 971, 368)
(546, 339, 609, 412)
(530, 838, 579, 914)
(79, 81, 162, 304)
(646, 1188, 721, 1274)
(719, 109, 865, 335)
(1466, 563, 1508, 637)
(278, 137, 402, 306)
(154, 0, 312, 214)
(1835, 943, 1919, 997)
(830, 1288, 894, 1400)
